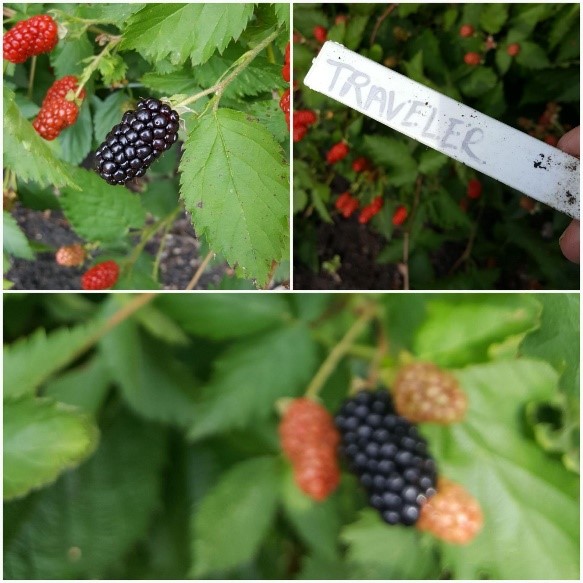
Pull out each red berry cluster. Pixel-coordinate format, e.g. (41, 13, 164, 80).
(352, 156, 372, 173)
(81, 260, 120, 290)
(519, 102, 562, 146)
(293, 109, 317, 142)
(359, 196, 384, 224)
(506, 43, 520, 57)
(33, 76, 86, 140)
(279, 398, 341, 501)
(280, 43, 291, 130)
(326, 141, 350, 164)
(466, 178, 482, 199)
(313, 25, 327, 44)
(463, 52, 481, 66)
(459, 24, 474, 38)
(3, 14, 58, 64)
(392, 204, 408, 226)
(335, 191, 359, 218)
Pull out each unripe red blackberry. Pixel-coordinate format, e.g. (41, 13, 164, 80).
(459, 24, 474, 38)
(392, 205, 408, 226)
(313, 25, 328, 43)
(507, 43, 520, 57)
(326, 141, 349, 164)
(94, 98, 179, 185)
(81, 260, 120, 290)
(335, 389, 438, 526)
(466, 178, 482, 199)
(464, 52, 481, 66)
(3, 14, 58, 64)
(55, 243, 85, 267)
(279, 398, 341, 501)
(394, 362, 468, 425)
(417, 478, 483, 544)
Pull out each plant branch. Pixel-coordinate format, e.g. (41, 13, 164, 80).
(305, 302, 379, 400)
(370, 4, 399, 45)
(186, 250, 214, 290)
(74, 35, 121, 98)
(27, 56, 37, 100)
(175, 28, 281, 109)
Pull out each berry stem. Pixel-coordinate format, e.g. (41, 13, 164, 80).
(186, 250, 215, 290)
(74, 35, 121, 99)
(175, 28, 281, 110)
(27, 56, 37, 100)
(305, 302, 379, 400)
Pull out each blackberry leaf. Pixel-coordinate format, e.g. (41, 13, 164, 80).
(179, 108, 289, 285)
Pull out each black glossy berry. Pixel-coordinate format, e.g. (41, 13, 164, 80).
(335, 389, 438, 527)
(94, 97, 179, 185)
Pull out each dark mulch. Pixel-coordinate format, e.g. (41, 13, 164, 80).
(6, 205, 229, 291)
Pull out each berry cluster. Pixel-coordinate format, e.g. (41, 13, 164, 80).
(335, 192, 359, 218)
(463, 52, 481, 66)
(81, 260, 120, 290)
(95, 98, 179, 185)
(335, 389, 438, 526)
(518, 102, 563, 147)
(392, 204, 408, 226)
(279, 398, 341, 501)
(459, 24, 475, 38)
(394, 362, 468, 425)
(417, 478, 483, 544)
(3, 14, 58, 64)
(466, 178, 482, 199)
(32, 76, 86, 140)
(293, 109, 317, 142)
(313, 25, 328, 44)
(358, 196, 384, 224)
(352, 156, 372, 173)
(326, 141, 350, 164)
(55, 244, 85, 267)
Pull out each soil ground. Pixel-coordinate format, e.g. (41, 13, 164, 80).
(6, 205, 230, 291)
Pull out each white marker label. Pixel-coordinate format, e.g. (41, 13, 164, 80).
(304, 42, 580, 219)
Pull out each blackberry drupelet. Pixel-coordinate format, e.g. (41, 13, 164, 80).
(335, 389, 438, 526)
(95, 98, 179, 185)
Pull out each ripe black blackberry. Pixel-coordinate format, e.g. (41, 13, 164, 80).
(95, 98, 179, 185)
(335, 389, 438, 526)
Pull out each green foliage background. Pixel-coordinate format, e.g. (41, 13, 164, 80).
(293, 3, 580, 290)
(3, 3, 290, 289)
(3, 292, 579, 579)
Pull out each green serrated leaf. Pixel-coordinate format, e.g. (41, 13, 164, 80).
(418, 149, 449, 174)
(516, 41, 551, 70)
(179, 108, 288, 285)
(3, 88, 78, 189)
(140, 69, 200, 96)
(57, 101, 92, 166)
(363, 136, 417, 186)
(188, 323, 318, 441)
(60, 167, 146, 242)
(458, 67, 498, 98)
(191, 456, 282, 577)
(99, 315, 198, 428)
(91, 92, 128, 142)
(519, 294, 579, 397)
(414, 294, 541, 367)
(3, 211, 34, 260)
(244, 99, 288, 144)
(3, 407, 164, 578)
(273, 4, 290, 30)
(43, 355, 112, 414)
(281, 465, 341, 560)
(341, 509, 437, 578)
(3, 398, 99, 501)
(121, 4, 254, 67)
(3, 321, 103, 402)
(50, 33, 94, 78)
(155, 293, 290, 339)
(97, 53, 128, 86)
(422, 359, 579, 579)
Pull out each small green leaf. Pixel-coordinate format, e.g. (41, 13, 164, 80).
(418, 149, 449, 175)
(516, 41, 551, 70)
(414, 294, 541, 367)
(188, 323, 318, 441)
(363, 136, 417, 186)
(3, 408, 165, 578)
(3, 212, 34, 260)
(341, 509, 438, 578)
(179, 108, 288, 285)
(191, 456, 282, 577)
(4, 321, 102, 401)
(3, 398, 99, 500)
(60, 168, 146, 242)
(458, 67, 498, 98)
(97, 53, 128, 86)
(3, 88, 78, 189)
(121, 4, 254, 67)
(155, 294, 291, 339)
(479, 4, 508, 34)
(519, 294, 579, 397)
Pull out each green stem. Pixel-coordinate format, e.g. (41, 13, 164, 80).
(175, 28, 281, 110)
(27, 56, 37, 100)
(74, 36, 121, 98)
(304, 302, 379, 400)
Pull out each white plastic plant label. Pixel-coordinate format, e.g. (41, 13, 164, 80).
(304, 42, 580, 219)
